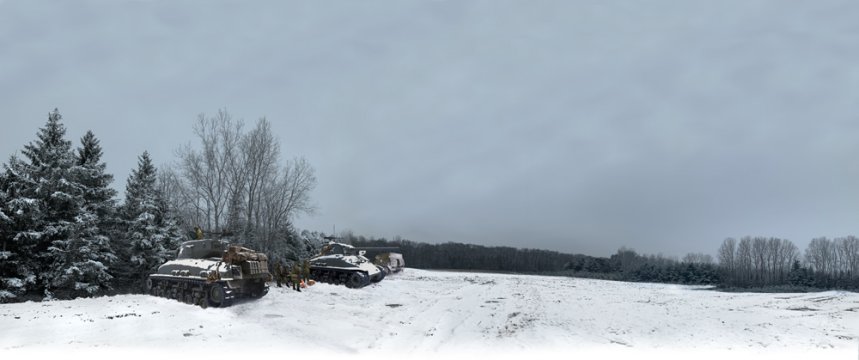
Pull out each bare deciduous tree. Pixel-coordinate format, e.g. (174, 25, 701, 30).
(718, 237, 736, 276)
(805, 237, 836, 276)
(835, 236, 859, 277)
(735, 237, 752, 285)
(719, 236, 800, 287)
(240, 118, 279, 235)
(162, 109, 316, 258)
(174, 110, 243, 231)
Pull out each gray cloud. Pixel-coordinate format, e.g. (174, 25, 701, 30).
(2, 1, 858, 257)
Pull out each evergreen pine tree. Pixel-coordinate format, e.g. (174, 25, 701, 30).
(0, 170, 8, 236)
(0, 156, 41, 302)
(788, 260, 815, 288)
(0, 166, 17, 301)
(0, 110, 125, 301)
(45, 131, 118, 298)
(75, 131, 117, 216)
(117, 152, 182, 292)
(17, 110, 80, 299)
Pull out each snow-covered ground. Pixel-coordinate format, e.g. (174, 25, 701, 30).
(2, 269, 858, 359)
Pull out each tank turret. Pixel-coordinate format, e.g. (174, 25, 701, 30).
(146, 238, 272, 308)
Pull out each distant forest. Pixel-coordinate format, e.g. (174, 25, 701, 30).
(347, 234, 859, 291)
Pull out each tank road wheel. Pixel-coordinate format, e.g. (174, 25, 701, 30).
(346, 273, 366, 289)
(146, 278, 154, 294)
(208, 284, 226, 308)
(249, 281, 267, 299)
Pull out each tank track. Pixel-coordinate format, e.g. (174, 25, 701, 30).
(147, 276, 236, 308)
(310, 268, 371, 288)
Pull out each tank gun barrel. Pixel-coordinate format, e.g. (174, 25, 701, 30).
(353, 246, 401, 252)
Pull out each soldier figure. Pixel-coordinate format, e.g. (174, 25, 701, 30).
(287, 263, 295, 289)
(274, 262, 284, 288)
(290, 263, 302, 292)
(302, 259, 311, 285)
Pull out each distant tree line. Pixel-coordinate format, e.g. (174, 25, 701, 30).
(567, 247, 721, 285)
(0, 109, 319, 303)
(348, 235, 576, 272)
(347, 233, 859, 291)
(345, 235, 718, 284)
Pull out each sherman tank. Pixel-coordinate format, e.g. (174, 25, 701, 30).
(309, 241, 384, 288)
(146, 238, 272, 308)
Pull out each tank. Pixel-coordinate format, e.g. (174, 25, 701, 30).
(146, 238, 272, 308)
(309, 241, 384, 288)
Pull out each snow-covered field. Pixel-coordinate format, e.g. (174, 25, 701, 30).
(2, 269, 858, 359)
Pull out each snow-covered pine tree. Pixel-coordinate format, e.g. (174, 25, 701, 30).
(75, 131, 117, 218)
(117, 152, 183, 292)
(299, 229, 324, 258)
(45, 131, 119, 298)
(0, 168, 7, 241)
(18, 109, 85, 300)
(0, 156, 42, 302)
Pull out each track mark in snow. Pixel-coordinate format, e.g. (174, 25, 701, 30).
(105, 313, 140, 320)
(809, 296, 838, 303)
(610, 339, 632, 347)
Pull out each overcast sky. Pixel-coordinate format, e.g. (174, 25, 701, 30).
(2, 1, 859, 257)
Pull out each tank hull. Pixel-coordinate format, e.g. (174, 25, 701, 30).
(147, 268, 269, 308)
(147, 239, 271, 308)
(309, 254, 383, 288)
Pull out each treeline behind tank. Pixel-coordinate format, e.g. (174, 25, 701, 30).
(348, 234, 859, 291)
(349, 236, 571, 273)
(349, 236, 718, 285)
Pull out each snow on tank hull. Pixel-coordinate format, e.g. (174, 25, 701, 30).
(146, 239, 271, 308)
(309, 254, 384, 288)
